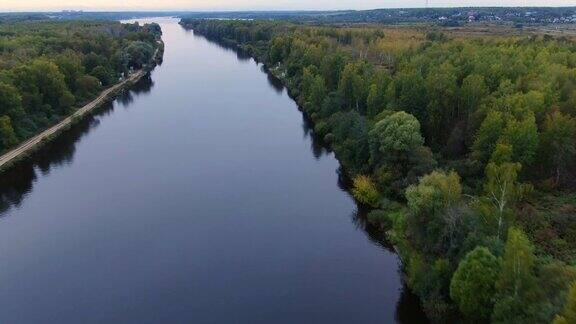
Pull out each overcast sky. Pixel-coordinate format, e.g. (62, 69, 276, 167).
(1, 0, 575, 12)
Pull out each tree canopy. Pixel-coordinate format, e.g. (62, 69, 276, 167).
(0, 20, 160, 153)
(450, 246, 500, 320)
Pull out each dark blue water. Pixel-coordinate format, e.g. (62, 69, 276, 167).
(0, 18, 426, 323)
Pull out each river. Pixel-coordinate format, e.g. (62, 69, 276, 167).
(0, 17, 426, 323)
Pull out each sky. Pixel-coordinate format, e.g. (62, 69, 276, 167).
(0, 0, 575, 12)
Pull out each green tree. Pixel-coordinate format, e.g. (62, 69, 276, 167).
(13, 59, 73, 114)
(473, 110, 539, 167)
(308, 75, 327, 111)
(490, 143, 514, 164)
(83, 52, 106, 72)
(481, 162, 530, 239)
(460, 74, 488, 122)
(329, 111, 370, 172)
(541, 111, 576, 184)
(366, 84, 382, 118)
(54, 50, 85, 92)
(91, 65, 112, 86)
(405, 170, 462, 253)
(541, 261, 576, 321)
(369, 111, 434, 197)
(0, 82, 24, 121)
(269, 36, 291, 64)
(338, 62, 369, 112)
(366, 71, 391, 118)
(425, 63, 458, 146)
(144, 22, 162, 38)
(492, 227, 539, 323)
(406, 170, 462, 215)
(450, 246, 500, 320)
(300, 67, 316, 99)
(499, 113, 539, 166)
(125, 41, 154, 68)
(75, 75, 101, 101)
(59, 91, 76, 109)
(393, 71, 427, 123)
(352, 175, 380, 207)
(369, 111, 424, 165)
(473, 111, 508, 163)
(554, 282, 576, 324)
(320, 53, 347, 91)
(0, 116, 19, 150)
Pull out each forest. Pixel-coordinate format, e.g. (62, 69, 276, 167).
(0, 19, 161, 153)
(181, 18, 576, 323)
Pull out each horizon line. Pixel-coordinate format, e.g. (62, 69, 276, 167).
(2, 5, 576, 14)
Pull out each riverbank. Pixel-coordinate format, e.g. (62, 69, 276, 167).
(0, 71, 144, 172)
(184, 19, 576, 323)
(184, 25, 435, 320)
(0, 47, 162, 173)
(0, 18, 426, 323)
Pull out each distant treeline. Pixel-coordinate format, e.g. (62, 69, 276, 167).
(0, 12, 178, 22)
(300, 7, 576, 25)
(3, 6, 574, 26)
(0, 20, 161, 153)
(178, 7, 576, 25)
(181, 18, 576, 323)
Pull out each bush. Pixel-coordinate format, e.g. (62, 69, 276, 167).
(352, 175, 380, 207)
(323, 133, 335, 144)
(367, 209, 390, 227)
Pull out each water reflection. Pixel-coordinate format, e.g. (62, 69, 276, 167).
(0, 73, 154, 215)
(188, 30, 252, 62)
(348, 203, 429, 323)
(353, 207, 430, 324)
(118, 74, 154, 106)
(301, 114, 331, 160)
(397, 286, 431, 323)
(261, 65, 285, 94)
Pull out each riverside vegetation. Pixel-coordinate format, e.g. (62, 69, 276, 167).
(181, 18, 576, 323)
(0, 19, 162, 154)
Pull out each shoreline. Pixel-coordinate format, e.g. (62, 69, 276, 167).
(189, 26, 422, 304)
(0, 69, 148, 173)
(0, 38, 164, 173)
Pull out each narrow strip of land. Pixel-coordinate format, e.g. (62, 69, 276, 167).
(0, 70, 146, 171)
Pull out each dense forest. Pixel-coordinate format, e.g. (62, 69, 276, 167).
(181, 18, 576, 323)
(0, 19, 161, 153)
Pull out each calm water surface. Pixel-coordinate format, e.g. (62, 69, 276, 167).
(0, 18, 426, 323)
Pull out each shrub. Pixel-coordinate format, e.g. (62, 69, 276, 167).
(367, 209, 390, 227)
(352, 175, 380, 207)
